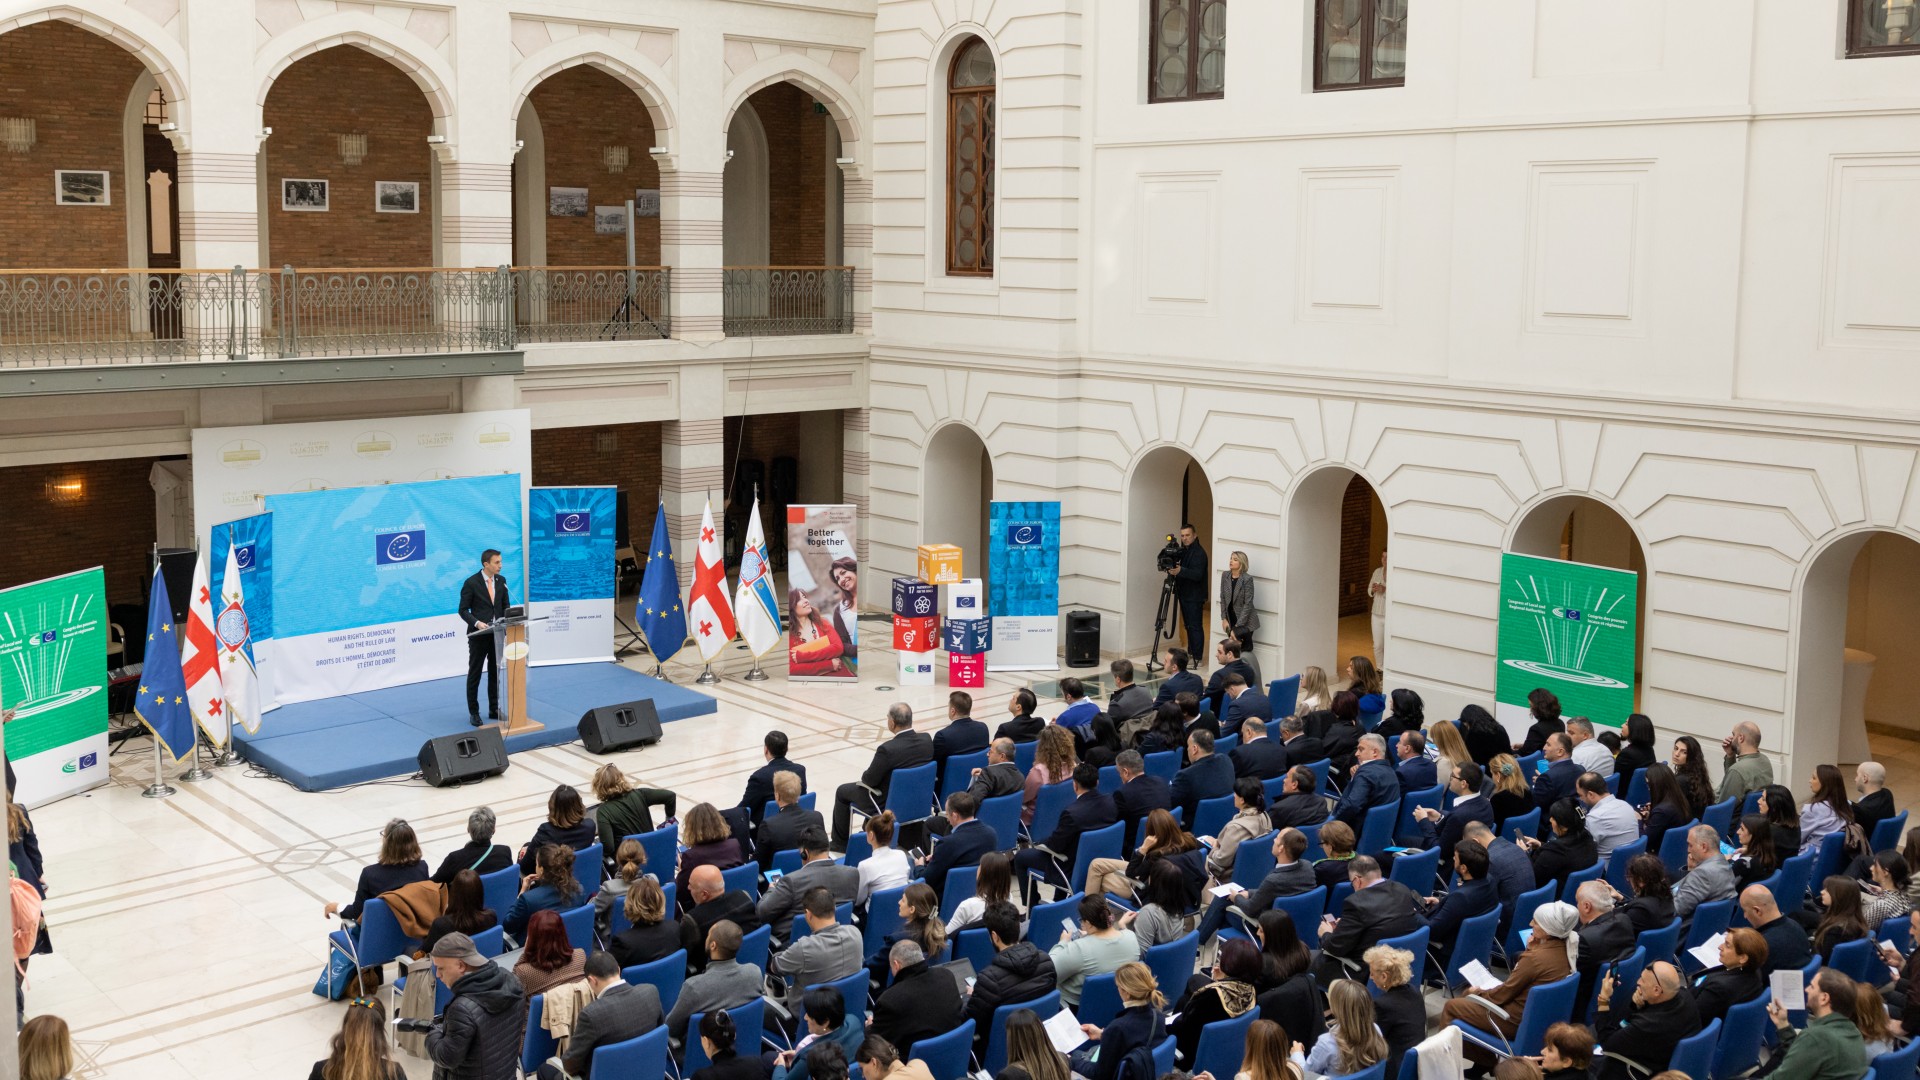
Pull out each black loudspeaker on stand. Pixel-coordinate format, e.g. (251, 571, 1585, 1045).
(1065, 610, 1101, 668)
(419, 727, 510, 787)
(579, 699, 663, 754)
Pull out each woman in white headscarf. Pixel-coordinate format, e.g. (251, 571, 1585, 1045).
(1436, 901, 1579, 1041)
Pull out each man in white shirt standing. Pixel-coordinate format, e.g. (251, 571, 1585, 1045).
(1368, 550, 1387, 671)
(1577, 771, 1639, 860)
(1565, 716, 1614, 778)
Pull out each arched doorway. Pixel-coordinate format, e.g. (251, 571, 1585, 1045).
(1124, 447, 1214, 661)
(923, 424, 993, 586)
(1792, 530, 1920, 781)
(511, 64, 662, 269)
(1508, 494, 1649, 717)
(1283, 468, 1387, 678)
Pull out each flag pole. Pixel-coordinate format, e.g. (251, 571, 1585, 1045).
(179, 735, 212, 782)
(696, 663, 719, 685)
(142, 738, 176, 799)
(744, 482, 768, 682)
(695, 486, 720, 685)
(213, 525, 244, 765)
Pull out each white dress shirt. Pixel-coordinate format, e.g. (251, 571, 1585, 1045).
(1584, 794, 1639, 860)
(1570, 738, 1615, 778)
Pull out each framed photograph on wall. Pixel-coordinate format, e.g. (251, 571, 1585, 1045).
(375, 181, 419, 213)
(548, 187, 588, 217)
(54, 170, 110, 206)
(634, 189, 661, 218)
(281, 178, 329, 212)
(593, 206, 627, 235)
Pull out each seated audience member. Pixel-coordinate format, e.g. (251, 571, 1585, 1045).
(1365, 945, 1425, 1079)
(1863, 850, 1920, 930)
(1154, 647, 1203, 706)
(739, 730, 807, 826)
(1311, 821, 1359, 889)
(609, 875, 700, 970)
(1565, 717, 1613, 778)
(1138, 702, 1189, 758)
(1295, 979, 1387, 1078)
(1172, 730, 1235, 827)
(1116, 861, 1192, 949)
(1333, 734, 1400, 831)
(1393, 730, 1436, 792)
(1485, 753, 1535, 829)
(1087, 807, 1205, 903)
(691, 1010, 761, 1080)
(1199, 828, 1315, 943)
(1274, 714, 1325, 770)
(1670, 736, 1719, 818)
(1015, 764, 1119, 902)
(1311, 855, 1426, 985)
(1455, 704, 1511, 768)
(504, 843, 584, 939)
(1069, 962, 1167, 1080)
(1674, 825, 1737, 926)
(870, 940, 965, 1058)
(856, 811, 913, 906)
(1219, 671, 1272, 740)
(1321, 693, 1365, 784)
(1758, 784, 1802, 858)
(536, 950, 662, 1080)
(431, 807, 513, 884)
(1732, 812, 1782, 891)
(1640, 764, 1694, 858)
(1169, 937, 1260, 1064)
(759, 827, 859, 940)
(1111, 750, 1174, 850)
(1005, 1010, 1072, 1080)
(770, 887, 862, 1015)
(1594, 961, 1702, 1080)
(325, 818, 429, 922)
(1438, 902, 1579, 1044)
(512, 908, 587, 996)
(1206, 637, 1260, 709)
(1424, 840, 1500, 967)
(1619, 854, 1677, 935)
(1412, 760, 1494, 867)
(998, 689, 1046, 744)
(932, 691, 991, 773)
(1577, 771, 1638, 860)
(423, 868, 498, 955)
(1428, 712, 1472, 783)
(1853, 984, 1899, 1060)
(683, 865, 760, 972)
(855, 1037, 932, 1080)
(1738, 884, 1812, 974)
(771, 987, 866, 1080)
(1813, 876, 1870, 963)
(1516, 798, 1597, 896)
(1081, 715, 1124, 769)
(592, 839, 650, 938)
(1765, 969, 1870, 1080)
(1691, 926, 1768, 1025)
(591, 762, 676, 853)
(1572, 880, 1636, 1007)
(1108, 659, 1155, 727)
(831, 704, 934, 849)
(1229, 717, 1287, 781)
(1266, 765, 1329, 831)
(954, 738, 1027, 809)
(517, 785, 598, 874)
(1517, 689, 1566, 757)
(866, 881, 947, 984)
(1049, 893, 1142, 1009)
(1053, 678, 1099, 734)
(1537, 1022, 1594, 1080)
(1852, 762, 1895, 845)
(1374, 688, 1423, 741)
(1203, 777, 1272, 885)
(1252, 911, 1324, 1046)
(920, 791, 996, 896)
(1462, 821, 1535, 908)
(1531, 735, 1582, 819)
(937, 851, 1011, 937)
(667, 920, 764, 1045)
(1022, 725, 1079, 827)
(967, 901, 1058, 1056)
(756, 769, 825, 870)
(1614, 714, 1659, 781)
(675, 802, 747, 899)
(1346, 655, 1384, 711)
(1800, 764, 1858, 854)
(307, 1000, 404, 1080)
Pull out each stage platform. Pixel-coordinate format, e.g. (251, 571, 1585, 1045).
(233, 663, 716, 791)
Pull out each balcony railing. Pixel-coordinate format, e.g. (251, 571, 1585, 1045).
(512, 266, 669, 342)
(723, 266, 854, 336)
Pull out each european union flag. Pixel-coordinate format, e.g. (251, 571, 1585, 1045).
(636, 503, 688, 664)
(135, 565, 197, 761)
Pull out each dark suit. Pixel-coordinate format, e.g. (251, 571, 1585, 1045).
(1315, 880, 1426, 983)
(687, 890, 760, 972)
(1171, 752, 1236, 826)
(1396, 755, 1436, 793)
(1322, 722, 1363, 784)
(1417, 793, 1495, 867)
(1484, 838, 1536, 908)
(1114, 773, 1174, 850)
(966, 761, 1027, 803)
(457, 570, 509, 716)
(1222, 689, 1272, 738)
(1268, 791, 1330, 831)
(1279, 734, 1326, 765)
(1204, 659, 1260, 705)
(995, 713, 1046, 743)
(1015, 790, 1119, 896)
(1533, 758, 1582, 816)
(1574, 910, 1637, 1008)
(922, 818, 996, 896)
(871, 960, 966, 1059)
(933, 717, 991, 773)
(1595, 991, 1701, 1080)
(1427, 875, 1499, 964)
(738, 757, 807, 824)
(1230, 737, 1288, 781)
(753, 804, 824, 870)
(1334, 759, 1401, 830)
(542, 981, 662, 1080)
(1170, 541, 1208, 655)
(832, 730, 935, 846)
(1154, 670, 1203, 706)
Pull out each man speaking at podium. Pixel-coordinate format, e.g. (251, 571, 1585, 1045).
(459, 548, 510, 727)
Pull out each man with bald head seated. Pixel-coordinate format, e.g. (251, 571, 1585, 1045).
(1593, 960, 1702, 1080)
(1853, 762, 1894, 843)
(684, 863, 759, 972)
(1718, 721, 1773, 804)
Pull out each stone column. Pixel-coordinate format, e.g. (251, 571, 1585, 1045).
(659, 163, 724, 340)
(439, 162, 513, 267)
(661, 418, 726, 587)
(843, 407, 870, 565)
(840, 165, 872, 333)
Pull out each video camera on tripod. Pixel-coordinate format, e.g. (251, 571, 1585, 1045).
(1155, 533, 1182, 572)
(1148, 533, 1183, 671)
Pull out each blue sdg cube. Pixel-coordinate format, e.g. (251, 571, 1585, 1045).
(892, 577, 939, 618)
(942, 617, 992, 654)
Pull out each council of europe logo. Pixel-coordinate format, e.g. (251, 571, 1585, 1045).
(555, 512, 591, 535)
(1008, 523, 1044, 547)
(233, 543, 256, 570)
(376, 529, 427, 565)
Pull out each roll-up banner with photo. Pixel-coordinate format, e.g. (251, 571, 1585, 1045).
(527, 486, 618, 666)
(0, 567, 110, 806)
(1495, 551, 1639, 741)
(988, 501, 1061, 671)
(785, 505, 859, 683)
(210, 510, 277, 709)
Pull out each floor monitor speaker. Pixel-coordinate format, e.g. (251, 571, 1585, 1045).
(1065, 610, 1101, 668)
(419, 727, 509, 787)
(579, 699, 663, 754)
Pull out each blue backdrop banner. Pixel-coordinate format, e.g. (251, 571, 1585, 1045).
(527, 486, 617, 665)
(210, 511, 274, 643)
(988, 501, 1061, 670)
(264, 475, 524, 702)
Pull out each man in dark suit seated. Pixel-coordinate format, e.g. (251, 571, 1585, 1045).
(1013, 763, 1118, 903)
(535, 950, 661, 1079)
(1171, 729, 1236, 826)
(1205, 638, 1261, 714)
(1108, 659, 1155, 725)
(684, 864, 760, 972)
(870, 939, 965, 1058)
(1312, 855, 1427, 986)
(1422, 840, 1500, 970)
(1533, 733, 1583, 822)
(1219, 672, 1272, 739)
(1177, 692, 1219, 751)
(1334, 734, 1401, 831)
(918, 791, 996, 896)
(1276, 714, 1325, 766)
(754, 769, 823, 870)
(1394, 730, 1437, 792)
(1197, 827, 1316, 943)
(1593, 961, 1702, 1080)
(932, 690, 990, 773)
(1267, 765, 1331, 831)
(1230, 714, 1287, 781)
(832, 703, 935, 849)
(456, 547, 510, 726)
(1112, 750, 1173, 850)
(737, 730, 806, 826)
(1153, 646, 1203, 706)
(1573, 879, 1637, 1008)
(1411, 761, 1495, 867)
(996, 688, 1046, 743)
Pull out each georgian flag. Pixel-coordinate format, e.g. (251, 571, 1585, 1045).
(734, 500, 782, 660)
(180, 552, 227, 747)
(689, 498, 736, 663)
(218, 542, 261, 735)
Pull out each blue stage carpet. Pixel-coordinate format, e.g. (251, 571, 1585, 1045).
(233, 663, 717, 791)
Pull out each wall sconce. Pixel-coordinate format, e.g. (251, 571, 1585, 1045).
(44, 478, 84, 504)
(337, 133, 368, 166)
(1, 117, 34, 154)
(603, 145, 629, 173)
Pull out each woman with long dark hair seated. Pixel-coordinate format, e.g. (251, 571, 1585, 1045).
(1614, 714, 1659, 782)
(1812, 875, 1870, 963)
(1669, 736, 1717, 818)
(504, 844, 583, 939)
(1639, 763, 1692, 857)
(1374, 689, 1423, 741)
(1619, 854, 1675, 934)
(1253, 910, 1325, 1048)
(1170, 938, 1261, 1065)
(1518, 798, 1597, 895)
(423, 868, 497, 954)
(1732, 813, 1780, 890)
(516, 785, 597, 874)
(1456, 705, 1510, 768)
(1758, 784, 1801, 858)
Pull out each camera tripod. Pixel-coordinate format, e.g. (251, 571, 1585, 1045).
(1146, 573, 1180, 673)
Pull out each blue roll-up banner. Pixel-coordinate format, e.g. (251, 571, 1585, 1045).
(527, 486, 617, 666)
(209, 510, 278, 709)
(264, 474, 524, 703)
(987, 501, 1061, 670)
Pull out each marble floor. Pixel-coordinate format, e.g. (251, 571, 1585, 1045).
(28, 619, 1920, 1078)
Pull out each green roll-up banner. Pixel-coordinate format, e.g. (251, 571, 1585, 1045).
(0, 567, 110, 806)
(1495, 552, 1638, 738)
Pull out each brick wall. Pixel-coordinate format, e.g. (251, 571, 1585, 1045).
(263, 46, 432, 267)
(1339, 474, 1375, 617)
(530, 422, 662, 549)
(0, 455, 163, 605)
(749, 83, 828, 266)
(0, 23, 146, 268)
(529, 67, 660, 266)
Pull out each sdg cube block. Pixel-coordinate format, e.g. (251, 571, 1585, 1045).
(942, 616, 992, 655)
(945, 578, 984, 619)
(948, 652, 986, 688)
(917, 543, 963, 585)
(891, 577, 939, 618)
(892, 615, 940, 653)
(897, 652, 937, 686)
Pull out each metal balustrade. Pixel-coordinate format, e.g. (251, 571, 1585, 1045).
(723, 266, 854, 336)
(511, 266, 670, 342)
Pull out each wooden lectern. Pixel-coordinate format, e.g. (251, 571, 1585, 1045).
(482, 614, 543, 736)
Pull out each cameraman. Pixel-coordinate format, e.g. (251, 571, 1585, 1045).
(1164, 523, 1209, 660)
(415, 932, 527, 1080)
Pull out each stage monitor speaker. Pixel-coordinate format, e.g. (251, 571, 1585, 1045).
(419, 727, 509, 787)
(1065, 610, 1101, 668)
(579, 699, 663, 754)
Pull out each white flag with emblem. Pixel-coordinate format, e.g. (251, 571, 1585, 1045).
(180, 552, 227, 747)
(218, 541, 262, 735)
(734, 500, 782, 659)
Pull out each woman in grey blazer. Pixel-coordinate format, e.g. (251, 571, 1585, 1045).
(1219, 551, 1259, 647)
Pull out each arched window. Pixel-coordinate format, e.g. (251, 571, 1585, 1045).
(947, 37, 995, 276)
